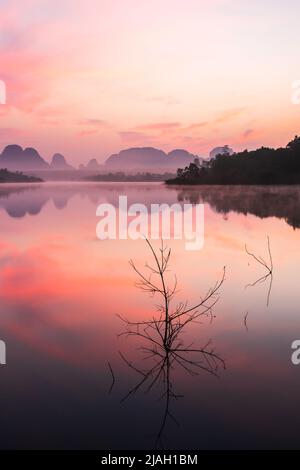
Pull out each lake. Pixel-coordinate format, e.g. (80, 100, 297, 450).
(0, 182, 299, 449)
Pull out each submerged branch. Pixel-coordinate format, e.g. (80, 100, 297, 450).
(245, 236, 274, 307)
(117, 239, 226, 447)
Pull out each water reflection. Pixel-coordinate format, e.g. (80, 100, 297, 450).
(0, 184, 70, 217)
(169, 185, 300, 229)
(1, 184, 300, 231)
(245, 236, 274, 307)
(0, 182, 300, 449)
(118, 239, 225, 448)
(0, 183, 179, 219)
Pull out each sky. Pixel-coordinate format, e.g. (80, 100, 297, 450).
(1, 0, 300, 165)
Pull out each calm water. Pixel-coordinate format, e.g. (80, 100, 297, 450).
(0, 182, 300, 449)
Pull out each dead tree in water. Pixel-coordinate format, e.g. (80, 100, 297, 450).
(245, 235, 273, 307)
(118, 239, 226, 447)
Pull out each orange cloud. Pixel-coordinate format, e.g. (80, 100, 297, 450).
(215, 107, 247, 124)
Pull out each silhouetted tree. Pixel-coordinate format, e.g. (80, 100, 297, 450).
(166, 134, 300, 185)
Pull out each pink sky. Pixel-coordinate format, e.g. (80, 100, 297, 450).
(1, 0, 300, 165)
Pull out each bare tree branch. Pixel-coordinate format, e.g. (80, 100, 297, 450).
(118, 239, 226, 448)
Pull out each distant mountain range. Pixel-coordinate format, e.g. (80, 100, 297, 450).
(0, 145, 74, 171)
(0, 144, 231, 172)
(104, 147, 199, 169)
(0, 145, 49, 171)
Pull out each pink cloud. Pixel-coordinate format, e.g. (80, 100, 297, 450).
(0, 0, 298, 162)
(135, 122, 181, 131)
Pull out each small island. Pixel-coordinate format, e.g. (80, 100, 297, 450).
(166, 136, 300, 185)
(86, 172, 175, 182)
(0, 168, 43, 183)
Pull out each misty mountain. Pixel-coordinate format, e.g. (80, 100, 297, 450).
(50, 153, 74, 170)
(104, 147, 198, 169)
(0, 145, 76, 172)
(0, 143, 234, 174)
(167, 149, 200, 167)
(85, 158, 101, 170)
(0, 145, 49, 171)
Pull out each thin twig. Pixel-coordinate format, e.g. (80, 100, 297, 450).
(245, 236, 274, 307)
(243, 312, 249, 332)
(108, 361, 115, 394)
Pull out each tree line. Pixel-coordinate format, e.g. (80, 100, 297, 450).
(166, 136, 300, 185)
